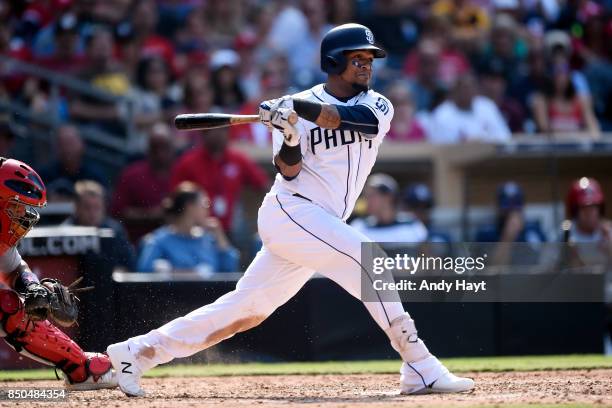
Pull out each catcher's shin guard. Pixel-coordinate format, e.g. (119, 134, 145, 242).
(0, 287, 112, 385)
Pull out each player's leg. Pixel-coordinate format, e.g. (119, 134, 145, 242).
(266, 193, 473, 394)
(107, 246, 315, 396)
(0, 286, 116, 390)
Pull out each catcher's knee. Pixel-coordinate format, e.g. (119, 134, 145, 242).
(384, 313, 431, 363)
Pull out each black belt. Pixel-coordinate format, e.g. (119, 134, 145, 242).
(292, 193, 312, 202)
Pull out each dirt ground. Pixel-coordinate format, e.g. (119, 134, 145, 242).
(1, 369, 611, 407)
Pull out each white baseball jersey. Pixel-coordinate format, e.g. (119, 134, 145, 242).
(270, 84, 394, 221)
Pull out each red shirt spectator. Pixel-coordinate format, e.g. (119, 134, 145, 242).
(170, 128, 269, 231)
(403, 46, 470, 88)
(111, 123, 176, 241)
(112, 161, 171, 216)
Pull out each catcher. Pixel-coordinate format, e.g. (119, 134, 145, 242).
(0, 158, 116, 390)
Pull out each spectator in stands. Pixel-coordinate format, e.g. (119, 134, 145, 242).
(431, 0, 490, 52)
(532, 61, 601, 138)
(70, 26, 130, 135)
(63, 180, 136, 270)
(562, 177, 612, 262)
(475, 182, 547, 265)
(477, 14, 526, 85)
(403, 183, 452, 245)
(289, 0, 331, 88)
(111, 123, 175, 242)
(351, 174, 428, 243)
(137, 182, 239, 274)
(170, 127, 269, 233)
(39, 124, 107, 200)
(173, 6, 210, 56)
(427, 73, 511, 143)
(114, 21, 141, 84)
(130, 55, 180, 153)
(404, 38, 449, 112)
(403, 16, 470, 90)
(544, 30, 591, 97)
(203, 0, 245, 49)
(35, 12, 85, 75)
(230, 55, 291, 146)
(234, 30, 261, 101)
(385, 80, 426, 142)
(479, 59, 527, 133)
(511, 46, 549, 109)
(361, 0, 421, 65)
(210, 49, 245, 112)
(175, 72, 214, 150)
(130, 0, 176, 72)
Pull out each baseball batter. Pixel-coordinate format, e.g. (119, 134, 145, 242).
(107, 24, 474, 396)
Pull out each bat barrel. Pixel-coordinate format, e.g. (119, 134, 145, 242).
(174, 114, 261, 130)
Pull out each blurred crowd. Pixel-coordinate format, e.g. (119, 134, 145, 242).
(2, 0, 612, 147)
(1, 0, 611, 273)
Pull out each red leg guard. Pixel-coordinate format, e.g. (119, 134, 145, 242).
(0, 288, 108, 384)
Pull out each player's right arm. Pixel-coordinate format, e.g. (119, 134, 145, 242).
(269, 109, 302, 180)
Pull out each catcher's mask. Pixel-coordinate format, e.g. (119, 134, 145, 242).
(0, 158, 47, 253)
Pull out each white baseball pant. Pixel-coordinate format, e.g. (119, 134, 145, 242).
(125, 192, 445, 388)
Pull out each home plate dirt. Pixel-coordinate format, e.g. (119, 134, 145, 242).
(3, 369, 611, 407)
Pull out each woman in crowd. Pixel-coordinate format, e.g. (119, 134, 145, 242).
(137, 182, 239, 274)
(532, 61, 601, 138)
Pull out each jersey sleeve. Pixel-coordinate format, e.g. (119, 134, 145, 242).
(357, 91, 394, 139)
(0, 247, 23, 274)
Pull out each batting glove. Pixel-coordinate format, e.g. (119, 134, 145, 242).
(271, 108, 299, 146)
(259, 95, 294, 128)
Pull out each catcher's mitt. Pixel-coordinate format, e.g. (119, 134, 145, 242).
(23, 283, 51, 321)
(25, 277, 93, 327)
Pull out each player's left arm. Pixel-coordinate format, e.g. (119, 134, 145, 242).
(291, 96, 393, 137)
(8, 261, 39, 292)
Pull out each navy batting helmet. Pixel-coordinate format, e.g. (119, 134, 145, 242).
(320, 23, 386, 75)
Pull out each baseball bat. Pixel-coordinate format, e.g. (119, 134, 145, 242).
(174, 112, 298, 130)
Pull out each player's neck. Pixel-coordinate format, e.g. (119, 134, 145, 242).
(325, 78, 362, 101)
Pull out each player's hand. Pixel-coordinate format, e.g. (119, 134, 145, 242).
(259, 95, 293, 128)
(270, 108, 299, 146)
(24, 282, 51, 321)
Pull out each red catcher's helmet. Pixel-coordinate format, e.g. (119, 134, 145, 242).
(0, 158, 46, 254)
(566, 177, 605, 219)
